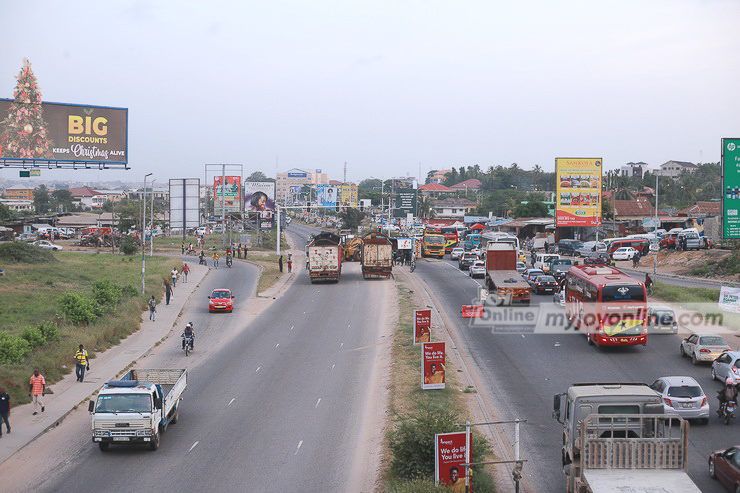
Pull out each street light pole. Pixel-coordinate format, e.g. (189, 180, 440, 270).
(150, 179, 156, 257)
(141, 172, 152, 294)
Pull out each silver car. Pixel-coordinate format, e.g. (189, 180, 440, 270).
(516, 262, 527, 274)
(680, 334, 730, 365)
(32, 240, 64, 251)
(648, 376, 709, 423)
(450, 247, 465, 260)
(469, 260, 486, 279)
(711, 351, 740, 385)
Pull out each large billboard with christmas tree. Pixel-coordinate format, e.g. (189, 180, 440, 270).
(0, 59, 128, 165)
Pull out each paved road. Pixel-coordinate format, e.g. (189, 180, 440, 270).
(35, 224, 391, 493)
(416, 256, 728, 493)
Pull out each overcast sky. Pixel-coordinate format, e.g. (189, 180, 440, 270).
(1, 0, 738, 185)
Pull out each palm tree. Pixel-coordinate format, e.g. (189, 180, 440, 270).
(417, 196, 436, 220)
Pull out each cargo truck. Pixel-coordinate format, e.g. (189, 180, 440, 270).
(484, 243, 531, 305)
(421, 229, 446, 258)
(552, 383, 701, 493)
(89, 368, 187, 451)
(307, 231, 342, 283)
(361, 233, 393, 279)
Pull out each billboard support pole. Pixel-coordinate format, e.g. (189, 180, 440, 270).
(141, 172, 152, 295)
(182, 180, 187, 242)
(277, 205, 282, 256)
(221, 165, 226, 247)
(150, 179, 156, 257)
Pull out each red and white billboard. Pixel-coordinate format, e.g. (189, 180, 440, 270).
(213, 176, 241, 213)
(413, 309, 431, 345)
(421, 342, 445, 390)
(435, 431, 472, 492)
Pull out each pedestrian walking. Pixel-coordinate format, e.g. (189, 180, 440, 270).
(181, 243, 185, 254)
(182, 263, 190, 283)
(29, 369, 45, 415)
(171, 268, 178, 287)
(148, 295, 157, 321)
(75, 344, 90, 382)
(287, 258, 293, 273)
(0, 386, 10, 436)
(165, 280, 173, 305)
(278, 255, 283, 272)
(244, 246, 248, 258)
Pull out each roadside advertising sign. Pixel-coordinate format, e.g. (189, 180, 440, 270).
(421, 342, 445, 390)
(435, 431, 472, 492)
(413, 309, 431, 345)
(0, 99, 128, 164)
(394, 188, 417, 218)
(339, 184, 358, 207)
(245, 181, 275, 230)
(555, 158, 602, 227)
(169, 178, 201, 231)
(316, 184, 338, 207)
(719, 286, 740, 313)
(213, 176, 241, 213)
(397, 238, 413, 250)
(721, 138, 740, 238)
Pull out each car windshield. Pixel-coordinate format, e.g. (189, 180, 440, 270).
(666, 386, 703, 398)
(654, 311, 674, 324)
(699, 336, 727, 346)
(537, 276, 555, 282)
(212, 291, 230, 299)
(95, 393, 151, 413)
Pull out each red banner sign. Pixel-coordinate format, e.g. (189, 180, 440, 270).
(422, 342, 445, 390)
(435, 431, 472, 492)
(461, 305, 484, 318)
(414, 309, 431, 345)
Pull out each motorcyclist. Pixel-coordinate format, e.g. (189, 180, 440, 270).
(182, 322, 195, 350)
(226, 252, 233, 266)
(645, 273, 653, 291)
(717, 377, 739, 415)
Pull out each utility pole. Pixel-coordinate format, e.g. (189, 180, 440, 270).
(141, 172, 152, 294)
(150, 179, 156, 256)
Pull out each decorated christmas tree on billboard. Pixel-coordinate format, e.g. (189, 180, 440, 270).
(0, 59, 53, 159)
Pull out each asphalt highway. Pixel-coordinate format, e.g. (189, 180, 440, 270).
(36, 223, 391, 493)
(415, 256, 732, 493)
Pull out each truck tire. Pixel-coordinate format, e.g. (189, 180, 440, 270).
(171, 408, 179, 425)
(98, 442, 110, 452)
(150, 430, 160, 451)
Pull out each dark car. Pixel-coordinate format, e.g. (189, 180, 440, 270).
(458, 252, 478, 270)
(532, 275, 558, 294)
(584, 252, 610, 265)
(708, 445, 740, 491)
(556, 239, 583, 257)
(550, 259, 573, 282)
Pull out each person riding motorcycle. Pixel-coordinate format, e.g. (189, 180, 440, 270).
(226, 253, 233, 267)
(717, 377, 738, 415)
(645, 273, 653, 291)
(182, 322, 195, 350)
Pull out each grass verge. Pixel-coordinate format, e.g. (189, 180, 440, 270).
(383, 281, 495, 493)
(0, 251, 180, 407)
(652, 281, 740, 331)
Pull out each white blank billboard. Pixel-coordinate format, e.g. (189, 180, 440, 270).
(170, 178, 200, 229)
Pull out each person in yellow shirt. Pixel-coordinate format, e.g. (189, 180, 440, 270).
(75, 344, 89, 382)
(424, 363, 445, 384)
(415, 327, 430, 344)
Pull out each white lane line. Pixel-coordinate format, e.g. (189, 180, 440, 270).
(276, 343, 280, 348)
(228, 398, 235, 406)
(256, 366, 261, 372)
(188, 441, 199, 453)
(348, 324, 351, 328)
(331, 364, 335, 370)
(303, 311, 306, 314)
(521, 334, 526, 339)
(295, 440, 303, 455)
(340, 342, 344, 348)
(290, 325, 294, 331)
(315, 398, 321, 408)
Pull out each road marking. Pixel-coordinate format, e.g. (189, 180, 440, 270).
(276, 343, 280, 348)
(290, 325, 294, 331)
(228, 398, 235, 406)
(340, 342, 344, 348)
(315, 398, 321, 408)
(256, 366, 261, 372)
(189, 441, 199, 453)
(332, 364, 335, 370)
(521, 334, 526, 339)
(295, 440, 303, 455)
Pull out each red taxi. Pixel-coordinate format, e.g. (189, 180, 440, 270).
(208, 289, 234, 313)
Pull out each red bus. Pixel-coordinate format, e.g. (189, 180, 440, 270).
(565, 265, 648, 347)
(439, 227, 459, 253)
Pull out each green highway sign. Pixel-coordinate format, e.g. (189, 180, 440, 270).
(722, 138, 740, 238)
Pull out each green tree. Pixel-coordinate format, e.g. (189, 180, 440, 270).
(246, 171, 274, 182)
(417, 196, 436, 220)
(514, 200, 548, 218)
(33, 184, 51, 213)
(0, 203, 14, 224)
(339, 208, 365, 230)
(51, 189, 74, 212)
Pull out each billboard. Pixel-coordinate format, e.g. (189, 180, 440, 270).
(435, 431, 472, 491)
(316, 184, 338, 207)
(213, 176, 241, 213)
(169, 178, 200, 231)
(414, 309, 431, 345)
(339, 184, 358, 207)
(421, 341, 445, 390)
(555, 157, 602, 227)
(719, 286, 740, 313)
(245, 181, 276, 230)
(394, 188, 417, 218)
(0, 99, 128, 164)
(722, 138, 740, 238)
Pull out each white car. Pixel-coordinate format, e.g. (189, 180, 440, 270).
(450, 247, 465, 260)
(469, 260, 486, 278)
(33, 240, 63, 251)
(612, 247, 638, 261)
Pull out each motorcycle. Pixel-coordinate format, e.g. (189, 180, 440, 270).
(182, 335, 194, 357)
(720, 401, 736, 425)
(226, 256, 232, 268)
(199, 255, 207, 266)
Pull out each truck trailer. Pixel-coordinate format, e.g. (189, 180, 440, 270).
(484, 243, 531, 305)
(307, 231, 343, 283)
(89, 368, 187, 451)
(361, 233, 393, 279)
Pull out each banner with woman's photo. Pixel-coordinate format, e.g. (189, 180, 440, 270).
(245, 181, 276, 230)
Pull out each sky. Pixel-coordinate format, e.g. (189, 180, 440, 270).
(1, 0, 739, 185)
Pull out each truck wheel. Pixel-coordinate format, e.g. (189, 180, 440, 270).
(150, 430, 160, 451)
(171, 408, 179, 425)
(98, 442, 110, 452)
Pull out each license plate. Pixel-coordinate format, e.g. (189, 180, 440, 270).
(113, 437, 130, 441)
(620, 338, 629, 342)
(682, 403, 693, 408)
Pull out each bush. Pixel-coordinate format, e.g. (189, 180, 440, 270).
(0, 332, 31, 364)
(120, 235, 139, 255)
(21, 326, 45, 347)
(38, 322, 61, 342)
(121, 284, 138, 298)
(0, 241, 56, 263)
(58, 293, 98, 325)
(92, 279, 123, 308)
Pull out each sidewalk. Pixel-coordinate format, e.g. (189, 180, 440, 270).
(0, 262, 209, 466)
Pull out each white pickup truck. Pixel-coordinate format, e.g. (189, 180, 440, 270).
(89, 368, 186, 451)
